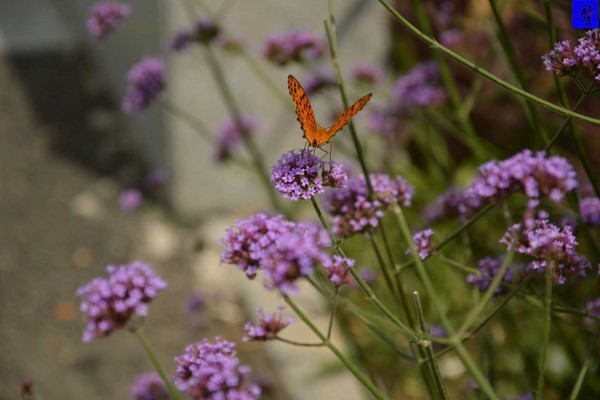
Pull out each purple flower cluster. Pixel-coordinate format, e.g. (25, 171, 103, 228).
(323, 255, 354, 288)
(122, 57, 166, 114)
(500, 219, 592, 284)
(425, 150, 578, 223)
(271, 149, 347, 201)
(369, 61, 446, 135)
(87, 1, 131, 39)
(168, 16, 220, 52)
(174, 337, 261, 400)
(119, 188, 143, 212)
(543, 29, 600, 81)
(435, 2, 462, 47)
(580, 196, 600, 226)
(407, 229, 435, 260)
(586, 297, 600, 325)
(76, 261, 167, 342)
(351, 63, 385, 85)
(130, 372, 169, 400)
(466, 257, 514, 295)
(324, 173, 414, 236)
(220, 213, 336, 293)
(243, 307, 293, 342)
(261, 29, 325, 66)
(302, 69, 337, 95)
(213, 114, 259, 162)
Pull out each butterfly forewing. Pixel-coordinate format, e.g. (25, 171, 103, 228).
(327, 93, 372, 138)
(288, 75, 317, 138)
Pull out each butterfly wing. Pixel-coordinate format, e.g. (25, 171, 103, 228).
(288, 75, 318, 140)
(326, 93, 372, 140)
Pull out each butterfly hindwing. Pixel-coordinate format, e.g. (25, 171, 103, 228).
(327, 93, 372, 138)
(287, 75, 317, 138)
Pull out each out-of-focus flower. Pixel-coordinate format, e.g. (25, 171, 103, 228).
(369, 61, 445, 135)
(323, 255, 354, 288)
(435, 2, 462, 47)
(174, 337, 261, 400)
(324, 173, 413, 236)
(407, 229, 435, 260)
(243, 307, 293, 341)
(543, 29, 600, 81)
(580, 196, 600, 226)
(130, 372, 169, 400)
(466, 257, 514, 295)
(213, 114, 259, 162)
(76, 261, 167, 342)
(87, 1, 131, 39)
(504, 393, 534, 400)
(302, 69, 336, 95)
(168, 15, 220, 52)
(271, 150, 348, 200)
(351, 63, 384, 85)
(122, 57, 166, 114)
(500, 219, 591, 284)
(145, 169, 169, 188)
(119, 188, 143, 211)
(261, 29, 325, 65)
(586, 297, 600, 325)
(423, 150, 578, 222)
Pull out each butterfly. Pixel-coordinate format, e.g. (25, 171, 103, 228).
(287, 75, 372, 148)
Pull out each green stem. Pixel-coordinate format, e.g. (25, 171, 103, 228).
(393, 205, 500, 400)
(536, 265, 554, 400)
(368, 231, 399, 298)
(163, 100, 213, 142)
(411, 0, 494, 161)
(309, 198, 417, 340)
(275, 336, 325, 347)
(414, 292, 449, 400)
(375, 0, 600, 127)
(488, 0, 548, 143)
(203, 44, 285, 215)
(544, 86, 591, 151)
(283, 295, 388, 400)
(567, 330, 600, 400)
(327, 289, 340, 340)
(134, 328, 183, 400)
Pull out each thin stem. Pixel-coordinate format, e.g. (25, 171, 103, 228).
(134, 328, 183, 400)
(163, 100, 213, 142)
(567, 330, 600, 400)
(283, 295, 389, 400)
(536, 266, 554, 400)
(375, 0, 600, 127)
(368, 231, 399, 298)
(275, 336, 325, 347)
(414, 292, 449, 400)
(327, 289, 340, 340)
(203, 44, 285, 215)
(393, 205, 500, 400)
(544, 86, 592, 151)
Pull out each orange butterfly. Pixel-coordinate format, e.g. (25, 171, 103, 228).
(287, 75, 372, 148)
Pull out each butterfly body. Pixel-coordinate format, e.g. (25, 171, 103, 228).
(287, 75, 372, 148)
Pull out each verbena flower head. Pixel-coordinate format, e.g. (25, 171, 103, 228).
(500, 219, 591, 284)
(425, 150, 578, 222)
(407, 229, 435, 260)
(261, 223, 330, 294)
(168, 16, 220, 51)
(87, 1, 131, 39)
(466, 257, 514, 295)
(213, 114, 259, 162)
(271, 150, 348, 201)
(130, 372, 169, 400)
(174, 337, 261, 400)
(324, 173, 414, 236)
(351, 63, 384, 85)
(323, 255, 354, 288)
(243, 307, 293, 342)
(261, 29, 325, 65)
(580, 196, 600, 226)
(119, 188, 143, 211)
(543, 29, 600, 80)
(122, 57, 166, 114)
(76, 261, 167, 342)
(219, 213, 295, 279)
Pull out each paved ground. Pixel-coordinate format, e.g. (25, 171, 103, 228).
(0, 52, 283, 400)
